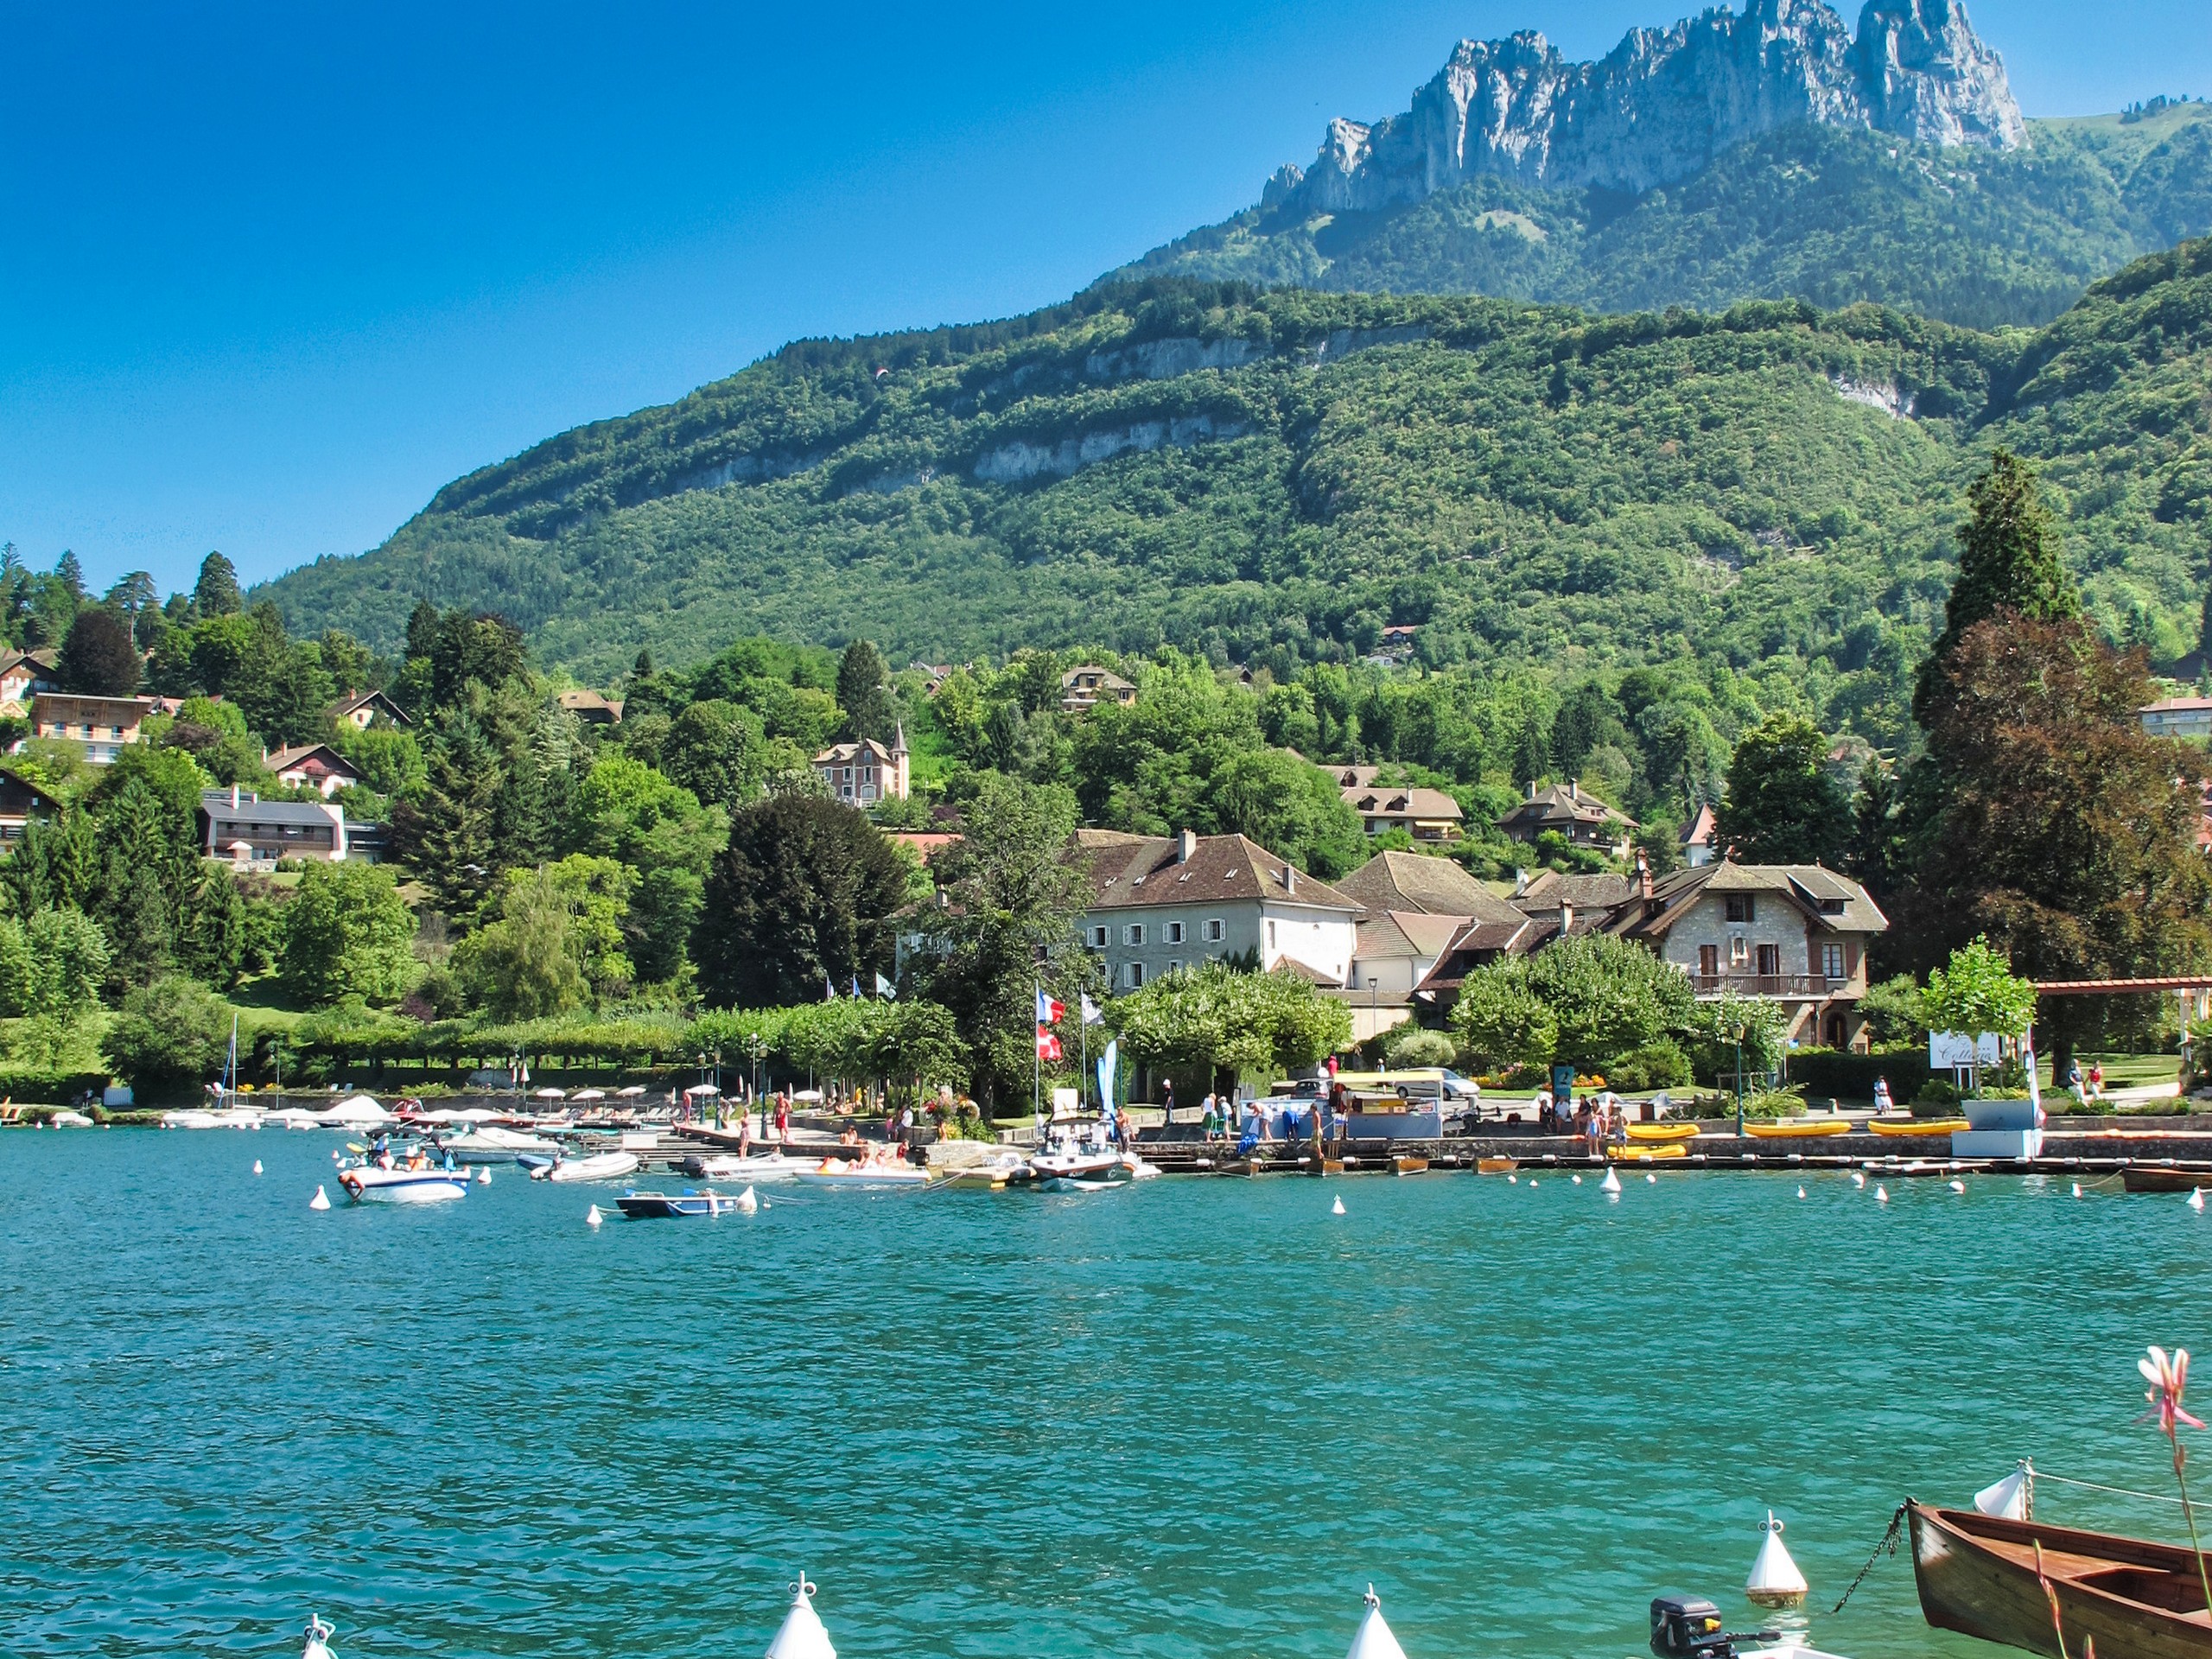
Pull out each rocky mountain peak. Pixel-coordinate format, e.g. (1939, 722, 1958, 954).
(1263, 0, 2024, 215)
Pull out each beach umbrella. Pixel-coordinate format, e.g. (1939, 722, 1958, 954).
(534, 1087, 567, 1100)
(615, 1085, 648, 1098)
(686, 1083, 721, 1096)
(571, 1089, 607, 1102)
(791, 1089, 824, 1103)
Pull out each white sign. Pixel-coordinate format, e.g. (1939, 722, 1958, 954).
(1929, 1031, 2002, 1067)
(1051, 1087, 1079, 1120)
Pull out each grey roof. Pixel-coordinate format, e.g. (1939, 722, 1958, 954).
(201, 791, 341, 829)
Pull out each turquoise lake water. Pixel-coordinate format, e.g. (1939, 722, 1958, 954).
(5, 1132, 2211, 1659)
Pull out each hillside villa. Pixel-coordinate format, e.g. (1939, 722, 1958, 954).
(200, 786, 354, 868)
(1060, 666, 1138, 713)
(0, 772, 61, 849)
(330, 688, 410, 731)
(0, 649, 59, 715)
(28, 693, 155, 765)
(264, 741, 364, 799)
(1332, 766, 1464, 842)
(2140, 695, 2212, 739)
(814, 727, 910, 804)
(1497, 781, 1637, 857)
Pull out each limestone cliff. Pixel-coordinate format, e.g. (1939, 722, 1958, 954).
(1263, 0, 2024, 213)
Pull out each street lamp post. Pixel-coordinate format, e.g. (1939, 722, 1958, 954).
(1368, 976, 1379, 1054)
(1733, 1021, 1748, 1136)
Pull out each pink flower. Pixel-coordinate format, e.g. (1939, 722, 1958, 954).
(2140, 1347, 2207, 1434)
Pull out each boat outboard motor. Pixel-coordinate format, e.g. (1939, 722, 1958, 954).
(1650, 1596, 1778, 1659)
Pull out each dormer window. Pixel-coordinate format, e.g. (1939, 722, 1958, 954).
(1725, 894, 1754, 923)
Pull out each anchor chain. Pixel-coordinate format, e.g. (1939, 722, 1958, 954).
(1831, 1503, 1908, 1616)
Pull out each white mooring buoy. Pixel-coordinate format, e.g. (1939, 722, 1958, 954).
(586, 1203, 602, 1228)
(1507, 1174, 1518, 1185)
(476, 1166, 491, 1185)
(766, 1574, 836, 1659)
(1644, 1172, 1656, 1184)
(1344, 1585, 1410, 1659)
(1875, 1185, 1890, 1204)
(2190, 1188, 2207, 1212)
(1851, 1171, 1866, 1188)
(302, 1613, 335, 1659)
(1528, 1179, 1538, 1189)
(1948, 1179, 1967, 1193)
(1600, 1166, 1622, 1193)
(1745, 1510, 1808, 1609)
(1332, 1194, 1346, 1216)
(252, 1160, 264, 1175)
(1796, 1185, 1807, 1198)
(2072, 1181, 2084, 1198)
(308, 1185, 330, 1211)
(1974, 1463, 2032, 1519)
(735, 1185, 759, 1215)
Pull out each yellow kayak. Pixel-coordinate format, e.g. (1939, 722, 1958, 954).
(1608, 1142, 1687, 1161)
(1624, 1122, 1700, 1143)
(1866, 1116, 1968, 1136)
(1743, 1120, 1852, 1139)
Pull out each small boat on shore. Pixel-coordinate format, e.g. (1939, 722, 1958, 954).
(438, 1127, 558, 1163)
(1625, 1122, 1700, 1143)
(1908, 1499, 2212, 1659)
(1867, 1116, 1969, 1136)
(615, 1189, 741, 1218)
(2120, 1166, 2212, 1193)
(1610, 1142, 1687, 1161)
(1476, 1155, 1518, 1173)
(337, 1163, 471, 1203)
(1390, 1153, 1431, 1176)
(1745, 1120, 1852, 1140)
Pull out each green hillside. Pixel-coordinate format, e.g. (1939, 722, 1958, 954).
(261, 239, 2212, 752)
(1120, 111, 2212, 332)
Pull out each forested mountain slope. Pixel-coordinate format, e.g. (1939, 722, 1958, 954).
(1122, 108, 2212, 332)
(261, 241, 2212, 753)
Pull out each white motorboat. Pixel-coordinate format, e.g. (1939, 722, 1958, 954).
(682, 1150, 809, 1182)
(438, 1126, 559, 1163)
(336, 1162, 470, 1203)
(1030, 1120, 1155, 1186)
(526, 1150, 642, 1184)
(161, 1106, 264, 1130)
(261, 1107, 328, 1129)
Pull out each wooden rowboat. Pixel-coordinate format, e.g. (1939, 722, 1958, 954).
(1868, 1116, 1969, 1136)
(2121, 1166, 2212, 1194)
(1389, 1153, 1430, 1176)
(1624, 1122, 1700, 1143)
(1475, 1155, 1518, 1174)
(1743, 1120, 1852, 1139)
(1909, 1499, 2212, 1659)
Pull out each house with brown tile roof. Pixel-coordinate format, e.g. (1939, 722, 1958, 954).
(1338, 849, 1524, 924)
(29, 692, 154, 765)
(814, 728, 909, 804)
(1680, 802, 1719, 868)
(1343, 782, 1464, 842)
(264, 742, 365, 800)
(1059, 665, 1138, 713)
(0, 649, 59, 715)
(1600, 858, 1888, 1049)
(1497, 780, 1637, 855)
(557, 689, 626, 725)
(330, 688, 410, 731)
(1071, 828, 1358, 992)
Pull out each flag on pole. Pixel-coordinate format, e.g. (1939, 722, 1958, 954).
(1097, 1039, 1118, 1109)
(824, 976, 836, 1001)
(1079, 992, 1103, 1026)
(875, 973, 896, 999)
(1034, 986, 1065, 1024)
(1035, 1027, 1063, 1062)
(851, 976, 862, 999)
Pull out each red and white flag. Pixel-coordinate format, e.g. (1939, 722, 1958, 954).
(1034, 986, 1065, 1025)
(1035, 1026, 1063, 1062)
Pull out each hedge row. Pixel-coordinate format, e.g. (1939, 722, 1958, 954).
(1783, 1046, 1932, 1102)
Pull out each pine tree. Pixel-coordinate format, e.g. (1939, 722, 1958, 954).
(835, 639, 898, 741)
(389, 709, 505, 918)
(55, 550, 85, 601)
(404, 597, 440, 662)
(1915, 450, 2078, 720)
(193, 551, 243, 617)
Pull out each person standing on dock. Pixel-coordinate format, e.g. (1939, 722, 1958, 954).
(1872, 1077, 1894, 1115)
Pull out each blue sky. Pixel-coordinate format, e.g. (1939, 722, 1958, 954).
(3, 0, 2206, 601)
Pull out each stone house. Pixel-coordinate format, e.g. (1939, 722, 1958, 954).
(1072, 829, 1358, 993)
(1600, 859, 1888, 1049)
